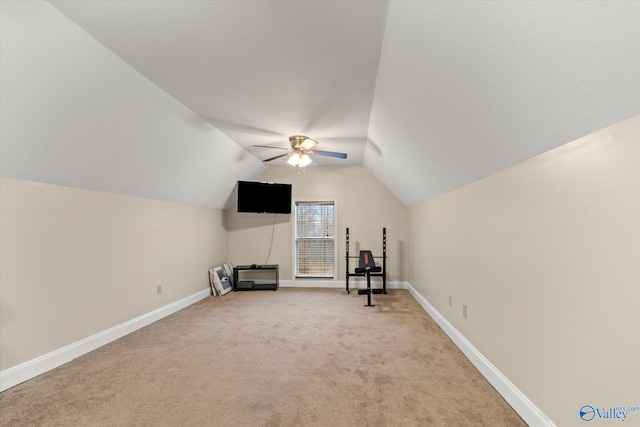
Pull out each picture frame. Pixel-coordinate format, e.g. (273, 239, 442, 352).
(208, 268, 218, 296)
(212, 265, 233, 296)
(223, 263, 234, 288)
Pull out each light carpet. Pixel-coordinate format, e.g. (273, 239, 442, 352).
(0, 288, 526, 426)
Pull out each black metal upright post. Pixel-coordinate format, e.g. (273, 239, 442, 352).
(345, 227, 350, 294)
(382, 227, 387, 294)
(365, 271, 373, 307)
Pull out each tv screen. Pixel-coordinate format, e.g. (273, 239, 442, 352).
(237, 181, 292, 214)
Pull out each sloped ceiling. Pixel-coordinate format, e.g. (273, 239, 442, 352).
(1, 1, 638, 208)
(1, 0, 267, 208)
(367, 1, 640, 206)
(47, 0, 389, 166)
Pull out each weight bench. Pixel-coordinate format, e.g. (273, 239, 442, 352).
(355, 250, 383, 307)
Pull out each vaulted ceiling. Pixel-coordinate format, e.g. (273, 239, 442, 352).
(1, 1, 638, 207)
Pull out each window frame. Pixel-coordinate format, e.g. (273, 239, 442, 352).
(292, 199, 337, 280)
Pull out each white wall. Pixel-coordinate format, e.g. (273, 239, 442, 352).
(0, 178, 227, 372)
(227, 166, 409, 283)
(408, 115, 639, 426)
(0, 0, 242, 380)
(0, 0, 264, 209)
(366, 1, 640, 207)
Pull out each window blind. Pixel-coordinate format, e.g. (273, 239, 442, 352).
(295, 201, 335, 278)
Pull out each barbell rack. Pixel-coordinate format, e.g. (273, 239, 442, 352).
(345, 227, 386, 294)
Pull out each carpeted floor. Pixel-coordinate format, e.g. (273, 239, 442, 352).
(0, 288, 526, 426)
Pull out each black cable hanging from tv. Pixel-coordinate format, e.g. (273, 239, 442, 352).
(264, 214, 277, 265)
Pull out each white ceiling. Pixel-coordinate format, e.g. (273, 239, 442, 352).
(48, 0, 389, 167)
(367, 1, 640, 205)
(2, 1, 638, 207)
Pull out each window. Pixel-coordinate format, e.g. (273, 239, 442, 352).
(294, 201, 335, 278)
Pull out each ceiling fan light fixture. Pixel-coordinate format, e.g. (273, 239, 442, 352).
(298, 153, 312, 167)
(256, 135, 346, 167)
(286, 154, 300, 166)
(287, 153, 312, 168)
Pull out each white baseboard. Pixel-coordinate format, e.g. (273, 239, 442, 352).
(2, 282, 553, 427)
(280, 279, 408, 290)
(405, 282, 555, 427)
(0, 288, 211, 392)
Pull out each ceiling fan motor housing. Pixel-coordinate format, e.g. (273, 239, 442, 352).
(289, 135, 312, 150)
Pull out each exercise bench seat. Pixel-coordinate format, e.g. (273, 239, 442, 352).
(355, 250, 382, 306)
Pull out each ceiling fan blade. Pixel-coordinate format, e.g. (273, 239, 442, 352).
(252, 144, 290, 151)
(263, 153, 289, 162)
(312, 150, 348, 159)
(300, 138, 318, 150)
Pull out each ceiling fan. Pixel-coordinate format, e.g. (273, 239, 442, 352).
(253, 135, 348, 168)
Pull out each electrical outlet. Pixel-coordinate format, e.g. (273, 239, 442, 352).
(449, 295, 453, 307)
(157, 285, 162, 295)
(462, 304, 468, 319)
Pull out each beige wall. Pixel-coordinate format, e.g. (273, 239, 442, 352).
(408, 115, 639, 426)
(0, 178, 226, 371)
(227, 166, 409, 283)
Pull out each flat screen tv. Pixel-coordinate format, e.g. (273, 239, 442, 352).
(237, 181, 292, 214)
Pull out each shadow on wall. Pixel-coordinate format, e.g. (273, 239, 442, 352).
(366, 136, 383, 157)
(225, 210, 290, 232)
(221, 181, 239, 212)
(222, 181, 292, 231)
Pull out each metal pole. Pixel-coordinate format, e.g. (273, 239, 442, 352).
(345, 227, 350, 294)
(382, 227, 387, 294)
